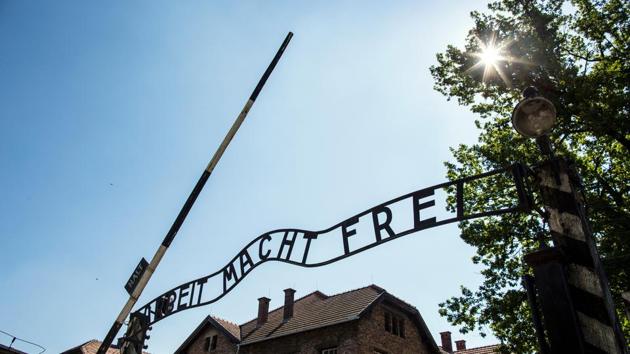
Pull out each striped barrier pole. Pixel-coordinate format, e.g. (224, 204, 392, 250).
(95, 32, 293, 354)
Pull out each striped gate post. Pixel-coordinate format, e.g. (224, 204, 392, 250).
(525, 247, 583, 352)
(535, 158, 627, 354)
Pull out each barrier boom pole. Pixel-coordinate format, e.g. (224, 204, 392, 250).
(96, 32, 293, 354)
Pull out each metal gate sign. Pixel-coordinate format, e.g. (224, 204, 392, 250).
(136, 163, 530, 325)
(125, 258, 149, 295)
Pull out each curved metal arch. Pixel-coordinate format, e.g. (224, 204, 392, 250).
(134, 163, 531, 326)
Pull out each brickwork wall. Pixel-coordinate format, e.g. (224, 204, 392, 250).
(239, 321, 360, 354)
(238, 302, 434, 354)
(184, 327, 237, 354)
(356, 303, 434, 354)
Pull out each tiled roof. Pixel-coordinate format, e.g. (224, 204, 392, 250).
(61, 339, 151, 354)
(440, 344, 501, 354)
(239, 285, 384, 345)
(212, 316, 241, 340)
(456, 344, 501, 354)
(61, 340, 119, 354)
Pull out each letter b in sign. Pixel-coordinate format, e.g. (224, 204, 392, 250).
(156, 292, 176, 318)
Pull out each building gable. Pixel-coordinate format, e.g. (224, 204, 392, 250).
(174, 284, 442, 354)
(174, 316, 239, 354)
(357, 297, 440, 353)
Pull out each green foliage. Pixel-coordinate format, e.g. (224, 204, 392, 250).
(430, 0, 629, 352)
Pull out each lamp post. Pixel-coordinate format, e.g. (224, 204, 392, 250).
(513, 87, 628, 354)
(511, 86, 556, 139)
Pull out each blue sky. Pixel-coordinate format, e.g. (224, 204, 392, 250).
(0, 1, 497, 352)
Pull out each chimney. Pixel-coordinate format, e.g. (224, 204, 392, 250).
(440, 331, 453, 353)
(257, 297, 270, 326)
(283, 288, 296, 321)
(455, 340, 466, 351)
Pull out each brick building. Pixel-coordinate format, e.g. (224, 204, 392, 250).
(175, 284, 441, 354)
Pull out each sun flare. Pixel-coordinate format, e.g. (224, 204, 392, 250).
(468, 35, 517, 87)
(480, 46, 501, 66)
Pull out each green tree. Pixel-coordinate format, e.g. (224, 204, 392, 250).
(430, 0, 629, 352)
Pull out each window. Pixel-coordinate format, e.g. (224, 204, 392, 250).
(204, 335, 218, 351)
(384, 311, 405, 339)
(399, 319, 405, 338)
(321, 348, 337, 354)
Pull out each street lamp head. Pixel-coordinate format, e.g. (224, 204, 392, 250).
(511, 86, 557, 138)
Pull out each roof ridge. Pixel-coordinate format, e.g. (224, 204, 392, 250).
(322, 284, 385, 299)
(457, 344, 501, 350)
(240, 285, 385, 327)
(209, 316, 241, 341)
(239, 290, 328, 327)
(60, 339, 98, 354)
(212, 316, 238, 327)
(381, 290, 420, 312)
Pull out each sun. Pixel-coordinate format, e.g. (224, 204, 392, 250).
(480, 46, 501, 66)
(468, 35, 514, 86)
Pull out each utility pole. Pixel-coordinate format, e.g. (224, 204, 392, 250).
(96, 32, 293, 354)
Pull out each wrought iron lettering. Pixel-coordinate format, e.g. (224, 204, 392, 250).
(135, 163, 530, 326)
